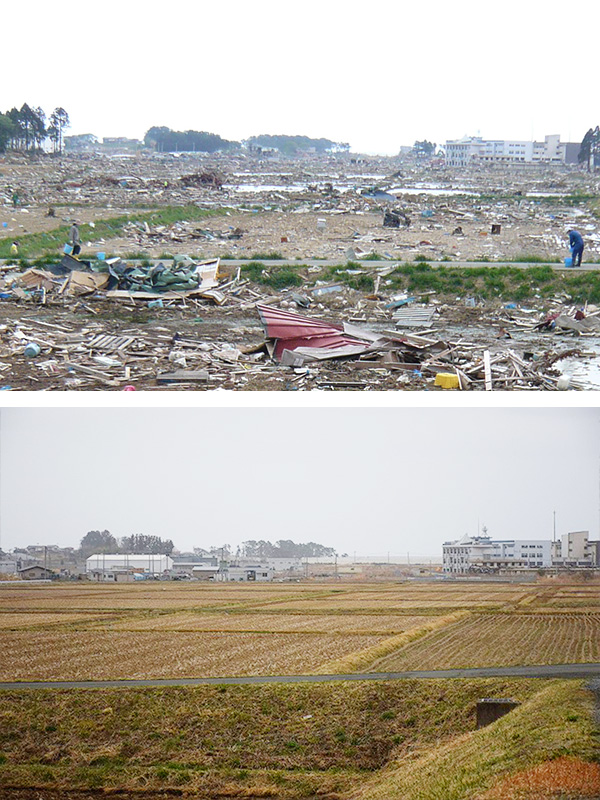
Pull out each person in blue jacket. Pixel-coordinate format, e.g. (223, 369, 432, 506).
(568, 230, 584, 267)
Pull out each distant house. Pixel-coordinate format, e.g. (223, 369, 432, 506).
(18, 565, 54, 580)
(221, 565, 274, 582)
(172, 554, 219, 578)
(88, 569, 138, 583)
(192, 565, 220, 581)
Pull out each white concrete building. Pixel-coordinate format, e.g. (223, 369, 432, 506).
(553, 531, 596, 567)
(443, 535, 552, 574)
(445, 135, 579, 167)
(86, 554, 173, 576)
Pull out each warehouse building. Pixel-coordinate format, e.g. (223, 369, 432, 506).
(86, 554, 173, 579)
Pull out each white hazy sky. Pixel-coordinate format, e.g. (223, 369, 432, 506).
(1, 407, 598, 558)
(3, 1, 598, 155)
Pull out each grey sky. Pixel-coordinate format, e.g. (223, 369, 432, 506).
(1, 407, 598, 558)
(3, 1, 597, 155)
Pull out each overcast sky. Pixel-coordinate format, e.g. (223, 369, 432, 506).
(3, 1, 597, 155)
(1, 407, 598, 558)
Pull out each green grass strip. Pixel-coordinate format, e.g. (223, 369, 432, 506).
(0, 206, 228, 259)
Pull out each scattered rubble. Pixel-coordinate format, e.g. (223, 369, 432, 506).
(1, 151, 600, 390)
(0, 249, 596, 390)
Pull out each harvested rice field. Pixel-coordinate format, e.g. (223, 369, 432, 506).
(105, 611, 430, 634)
(0, 611, 119, 629)
(1, 579, 599, 681)
(0, 585, 331, 612)
(371, 612, 600, 671)
(0, 630, 384, 681)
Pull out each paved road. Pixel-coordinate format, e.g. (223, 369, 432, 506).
(1, 663, 599, 690)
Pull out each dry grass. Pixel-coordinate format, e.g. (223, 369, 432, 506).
(0, 679, 542, 788)
(353, 681, 598, 800)
(316, 611, 470, 674)
(0, 630, 384, 681)
(372, 613, 600, 671)
(479, 757, 600, 799)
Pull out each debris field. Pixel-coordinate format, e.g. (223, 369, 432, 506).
(2, 150, 600, 390)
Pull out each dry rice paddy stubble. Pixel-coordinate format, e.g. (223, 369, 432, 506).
(0, 612, 121, 629)
(371, 613, 600, 672)
(0, 583, 337, 612)
(0, 630, 385, 681)
(106, 611, 432, 634)
(264, 598, 508, 612)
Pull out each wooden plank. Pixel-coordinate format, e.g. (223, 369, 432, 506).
(483, 350, 493, 391)
(63, 362, 120, 386)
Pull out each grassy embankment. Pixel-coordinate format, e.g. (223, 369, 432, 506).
(355, 680, 598, 800)
(0, 206, 228, 260)
(1, 678, 587, 798)
(240, 260, 600, 304)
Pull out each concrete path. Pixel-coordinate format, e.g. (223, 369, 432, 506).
(1, 663, 599, 690)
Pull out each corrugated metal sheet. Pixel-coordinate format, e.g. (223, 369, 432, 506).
(257, 304, 344, 339)
(393, 307, 437, 328)
(257, 304, 372, 362)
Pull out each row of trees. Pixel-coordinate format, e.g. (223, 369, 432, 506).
(144, 128, 350, 156)
(80, 531, 174, 556)
(0, 104, 70, 154)
(240, 540, 336, 559)
(78, 532, 335, 560)
(144, 127, 238, 153)
(245, 134, 349, 155)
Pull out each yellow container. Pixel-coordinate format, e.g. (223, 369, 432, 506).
(434, 372, 460, 389)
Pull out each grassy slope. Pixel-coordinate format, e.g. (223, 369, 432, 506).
(0, 679, 541, 796)
(353, 680, 598, 800)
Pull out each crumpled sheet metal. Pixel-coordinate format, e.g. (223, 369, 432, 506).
(256, 303, 373, 362)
